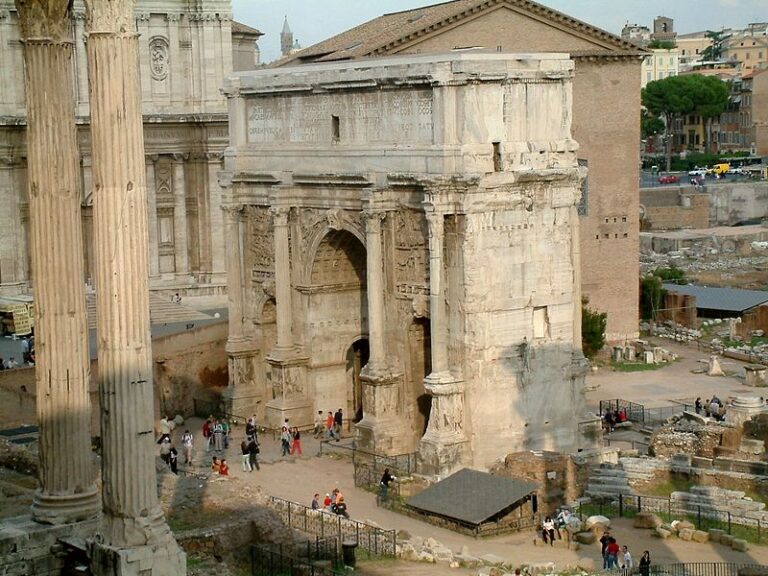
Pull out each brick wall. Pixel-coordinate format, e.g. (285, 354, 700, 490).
(641, 191, 710, 230)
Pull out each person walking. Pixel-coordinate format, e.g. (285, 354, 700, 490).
(600, 531, 612, 569)
(213, 419, 224, 452)
(169, 446, 179, 475)
(280, 423, 292, 457)
(333, 408, 343, 441)
(639, 551, 651, 576)
(181, 429, 194, 465)
(621, 545, 633, 576)
(313, 410, 324, 438)
(221, 418, 230, 449)
(290, 427, 302, 456)
(606, 538, 620, 570)
(326, 411, 337, 441)
(202, 418, 213, 452)
(159, 437, 172, 466)
(248, 437, 260, 471)
(379, 468, 396, 502)
(240, 439, 252, 472)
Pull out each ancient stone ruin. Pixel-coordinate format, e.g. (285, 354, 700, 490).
(221, 52, 595, 475)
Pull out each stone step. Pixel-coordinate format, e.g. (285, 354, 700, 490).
(588, 476, 632, 487)
(690, 486, 746, 499)
(590, 469, 630, 479)
(586, 484, 631, 495)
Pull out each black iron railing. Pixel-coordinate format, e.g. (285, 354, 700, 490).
(251, 542, 342, 576)
(599, 398, 694, 428)
(649, 563, 767, 576)
(266, 495, 397, 557)
(575, 494, 767, 544)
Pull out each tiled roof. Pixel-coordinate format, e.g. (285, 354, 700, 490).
(276, 0, 640, 67)
(407, 468, 539, 526)
(231, 20, 263, 37)
(663, 284, 768, 313)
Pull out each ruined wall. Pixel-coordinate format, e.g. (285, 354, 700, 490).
(641, 189, 709, 230)
(660, 292, 697, 327)
(153, 321, 229, 417)
(709, 181, 768, 225)
(738, 303, 768, 339)
(492, 451, 587, 514)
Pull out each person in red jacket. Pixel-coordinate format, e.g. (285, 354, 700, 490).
(218, 458, 230, 476)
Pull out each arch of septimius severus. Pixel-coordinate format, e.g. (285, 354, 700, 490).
(0, 0, 260, 298)
(222, 53, 598, 475)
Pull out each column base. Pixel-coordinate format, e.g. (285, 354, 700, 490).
(265, 396, 313, 429)
(223, 387, 263, 423)
(90, 512, 185, 576)
(355, 416, 412, 455)
(417, 433, 470, 477)
(31, 486, 101, 525)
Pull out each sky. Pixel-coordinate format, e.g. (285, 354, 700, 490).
(232, 0, 768, 63)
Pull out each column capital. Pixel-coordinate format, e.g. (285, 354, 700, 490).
(270, 205, 291, 226)
(15, 0, 73, 42)
(362, 209, 386, 232)
(172, 152, 189, 163)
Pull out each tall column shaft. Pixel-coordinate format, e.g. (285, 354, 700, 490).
(85, 5, 183, 567)
(172, 155, 189, 275)
(17, 6, 100, 524)
(225, 207, 245, 344)
(425, 211, 449, 375)
(571, 204, 583, 350)
(364, 211, 386, 369)
(272, 207, 293, 351)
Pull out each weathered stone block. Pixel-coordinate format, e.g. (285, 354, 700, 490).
(720, 534, 734, 547)
(732, 538, 749, 552)
(678, 528, 694, 541)
(692, 530, 710, 543)
(654, 527, 672, 539)
(708, 528, 724, 542)
(574, 531, 596, 544)
(634, 511, 662, 529)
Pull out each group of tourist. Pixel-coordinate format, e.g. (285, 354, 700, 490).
(202, 416, 231, 451)
(695, 396, 726, 421)
(599, 530, 651, 575)
(540, 509, 575, 545)
(279, 419, 303, 457)
(310, 488, 349, 518)
(0, 356, 21, 370)
(312, 409, 344, 441)
(603, 407, 629, 433)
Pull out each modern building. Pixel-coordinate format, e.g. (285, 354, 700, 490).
(0, 0, 261, 298)
(621, 23, 651, 47)
(677, 31, 712, 71)
(275, 0, 646, 343)
(641, 48, 680, 87)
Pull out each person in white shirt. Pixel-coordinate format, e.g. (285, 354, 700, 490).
(622, 545, 633, 576)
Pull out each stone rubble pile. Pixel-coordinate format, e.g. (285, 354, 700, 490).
(641, 320, 701, 343)
(633, 512, 751, 552)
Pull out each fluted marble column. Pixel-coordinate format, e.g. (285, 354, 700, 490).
(364, 210, 386, 371)
(271, 206, 293, 354)
(145, 156, 160, 278)
(15, 0, 100, 526)
(208, 154, 226, 279)
(419, 207, 469, 476)
(85, 0, 184, 571)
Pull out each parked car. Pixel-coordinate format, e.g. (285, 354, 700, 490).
(658, 174, 680, 184)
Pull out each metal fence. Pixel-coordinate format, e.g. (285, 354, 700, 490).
(266, 495, 397, 557)
(251, 542, 341, 576)
(318, 442, 415, 504)
(600, 398, 694, 428)
(649, 563, 768, 576)
(575, 494, 768, 544)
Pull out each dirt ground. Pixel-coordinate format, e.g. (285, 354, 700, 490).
(4, 335, 768, 573)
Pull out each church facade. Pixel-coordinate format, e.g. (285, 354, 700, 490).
(222, 53, 596, 474)
(0, 0, 261, 297)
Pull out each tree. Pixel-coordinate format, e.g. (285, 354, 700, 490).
(641, 109, 665, 140)
(700, 30, 729, 62)
(648, 40, 676, 50)
(582, 299, 607, 358)
(642, 75, 730, 168)
(640, 275, 665, 321)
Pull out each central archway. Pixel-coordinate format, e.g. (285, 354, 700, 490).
(306, 229, 368, 423)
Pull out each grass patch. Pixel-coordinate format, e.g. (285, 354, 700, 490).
(642, 478, 695, 498)
(610, 360, 668, 372)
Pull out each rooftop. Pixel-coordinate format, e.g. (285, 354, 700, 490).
(407, 468, 539, 526)
(663, 284, 768, 313)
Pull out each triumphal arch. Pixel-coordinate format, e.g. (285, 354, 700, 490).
(222, 53, 593, 473)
